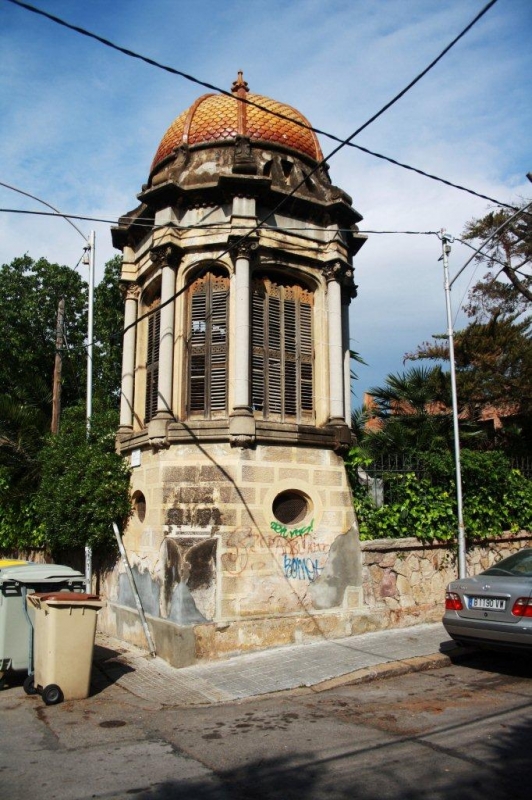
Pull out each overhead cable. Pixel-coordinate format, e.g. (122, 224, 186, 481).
(4, 0, 513, 210)
(0, 180, 87, 239)
(4, 0, 502, 338)
(0, 207, 441, 237)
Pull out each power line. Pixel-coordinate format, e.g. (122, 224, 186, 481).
(0, 180, 87, 239)
(0, 206, 441, 237)
(5, 0, 502, 338)
(171, 0, 501, 298)
(4, 0, 514, 211)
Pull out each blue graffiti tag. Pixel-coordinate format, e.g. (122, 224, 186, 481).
(283, 555, 322, 582)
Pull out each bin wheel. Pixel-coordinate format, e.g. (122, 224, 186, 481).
(23, 676, 37, 695)
(42, 684, 64, 706)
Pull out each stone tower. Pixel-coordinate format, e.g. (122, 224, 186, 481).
(103, 74, 367, 666)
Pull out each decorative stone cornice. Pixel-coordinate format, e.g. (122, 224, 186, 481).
(150, 243, 183, 271)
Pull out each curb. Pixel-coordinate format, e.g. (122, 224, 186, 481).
(307, 645, 477, 695)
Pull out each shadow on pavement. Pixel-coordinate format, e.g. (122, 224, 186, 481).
(90, 641, 135, 695)
(446, 646, 532, 680)
(123, 714, 532, 800)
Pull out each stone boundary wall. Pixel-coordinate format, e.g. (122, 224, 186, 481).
(360, 531, 532, 627)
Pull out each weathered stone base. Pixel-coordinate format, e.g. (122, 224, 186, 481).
(98, 531, 532, 668)
(100, 592, 442, 667)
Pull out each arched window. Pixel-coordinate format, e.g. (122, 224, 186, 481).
(187, 269, 230, 418)
(144, 299, 160, 424)
(252, 275, 314, 422)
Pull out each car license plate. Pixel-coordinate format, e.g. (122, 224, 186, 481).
(469, 596, 506, 611)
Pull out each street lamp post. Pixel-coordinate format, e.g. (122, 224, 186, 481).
(441, 180, 531, 579)
(440, 233, 467, 579)
(83, 231, 96, 591)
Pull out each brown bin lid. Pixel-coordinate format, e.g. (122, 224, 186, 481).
(32, 592, 101, 602)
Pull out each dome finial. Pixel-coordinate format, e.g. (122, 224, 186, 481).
(231, 71, 249, 97)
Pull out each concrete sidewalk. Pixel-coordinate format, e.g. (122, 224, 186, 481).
(93, 622, 459, 707)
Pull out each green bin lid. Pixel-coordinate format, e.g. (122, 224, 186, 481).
(0, 563, 85, 585)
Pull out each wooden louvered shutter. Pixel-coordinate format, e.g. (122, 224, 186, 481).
(267, 293, 282, 416)
(283, 297, 297, 416)
(145, 304, 161, 424)
(189, 286, 207, 413)
(251, 288, 265, 413)
(299, 298, 313, 416)
(252, 278, 314, 422)
(210, 282, 228, 413)
(188, 271, 229, 418)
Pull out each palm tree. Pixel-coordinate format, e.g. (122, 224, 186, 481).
(354, 365, 462, 458)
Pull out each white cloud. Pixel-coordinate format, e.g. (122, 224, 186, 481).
(1, 0, 530, 395)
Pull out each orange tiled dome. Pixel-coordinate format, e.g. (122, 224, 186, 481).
(151, 73, 323, 173)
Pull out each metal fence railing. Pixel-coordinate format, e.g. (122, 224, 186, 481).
(356, 454, 532, 507)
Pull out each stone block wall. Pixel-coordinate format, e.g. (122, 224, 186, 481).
(360, 532, 532, 627)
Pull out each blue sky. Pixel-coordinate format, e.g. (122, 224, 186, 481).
(1, 0, 530, 400)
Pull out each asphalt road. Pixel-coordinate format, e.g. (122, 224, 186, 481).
(1, 650, 532, 800)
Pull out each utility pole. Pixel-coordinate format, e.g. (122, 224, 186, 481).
(51, 297, 65, 435)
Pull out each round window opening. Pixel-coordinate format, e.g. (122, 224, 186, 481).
(272, 491, 310, 526)
(132, 491, 146, 523)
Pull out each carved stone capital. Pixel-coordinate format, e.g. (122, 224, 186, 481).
(341, 271, 358, 303)
(150, 243, 183, 271)
(323, 260, 356, 295)
(228, 236, 259, 263)
(322, 260, 344, 284)
(120, 281, 141, 302)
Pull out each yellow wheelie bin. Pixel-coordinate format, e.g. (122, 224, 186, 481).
(0, 564, 85, 690)
(27, 592, 104, 705)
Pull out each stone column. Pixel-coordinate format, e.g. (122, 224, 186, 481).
(233, 241, 253, 412)
(150, 244, 182, 419)
(229, 237, 257, 447)
(324, 262, 345, 425)
(342, 296, 351, 426)
(342, 273, 358, 426)
(118, 282, 140, 434)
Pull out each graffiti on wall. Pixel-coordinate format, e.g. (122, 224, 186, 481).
(283, 555, 322, 582)
(221, 523, 329, 583)
(269, 519, 314, 538)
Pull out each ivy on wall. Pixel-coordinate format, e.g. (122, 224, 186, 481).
(347, 450, 532, 542)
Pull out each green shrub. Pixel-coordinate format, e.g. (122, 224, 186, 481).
(36, 407, 131, 553)
(0, 468, 46, 551)
(349, 449, 532, 542)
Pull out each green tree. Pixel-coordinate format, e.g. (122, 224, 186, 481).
(0, 255, 87, 413)
(407, 316, 532, 453)
(93, 255, 124, 407)
(461, 199, 532, 310)
(36, 407, 131, 555)
(0, 254, 127, 553)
